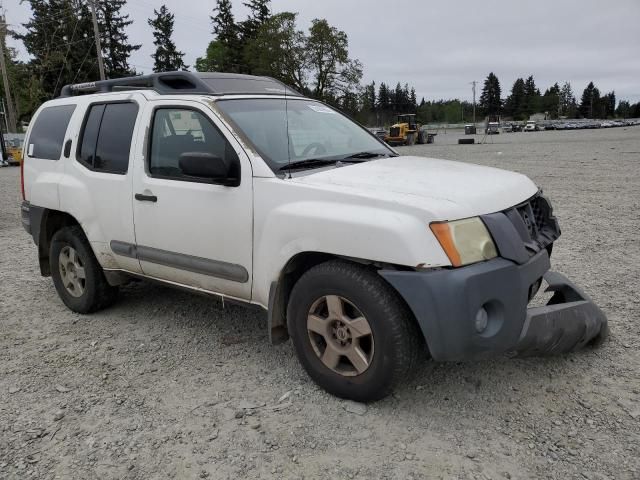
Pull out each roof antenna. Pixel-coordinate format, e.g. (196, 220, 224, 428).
(284, 84, 292, 179)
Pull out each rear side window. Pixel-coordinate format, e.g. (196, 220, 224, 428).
(77, 102, 138, 174)
(27, 105, 76, 160)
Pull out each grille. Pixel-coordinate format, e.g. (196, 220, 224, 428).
(530, 195, 546, 231)
(509, 193, 560, 254)
(389, 127, 400, 137)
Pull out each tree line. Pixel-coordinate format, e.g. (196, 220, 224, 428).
(3, 0, 639, 127)
(478, 72, 637, 120)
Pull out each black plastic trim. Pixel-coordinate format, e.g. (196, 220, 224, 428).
(380, 250, 607, 361)
(109, 240, 248, 283)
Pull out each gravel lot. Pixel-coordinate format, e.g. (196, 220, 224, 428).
(1, 127, 639, 479)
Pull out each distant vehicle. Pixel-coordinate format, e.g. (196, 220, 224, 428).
(485, 122, 500, 134)
(524, 121, 538, 132)
(384, 114, 429, 146)
(502, 124, 514, 133)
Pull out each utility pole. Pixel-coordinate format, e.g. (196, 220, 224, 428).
(0, 12, 17, 133)
(471, 80, 477, 126)
(89, 0, 105, 81)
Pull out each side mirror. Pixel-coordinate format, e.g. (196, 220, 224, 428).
(178, 152, 240, 186)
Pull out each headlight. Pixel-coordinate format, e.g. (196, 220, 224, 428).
(430, 217, 498, 267)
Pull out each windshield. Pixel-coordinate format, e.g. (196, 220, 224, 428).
(216, 98, 393, 172)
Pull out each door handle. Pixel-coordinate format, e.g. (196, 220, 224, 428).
(135, 193, 157, 202)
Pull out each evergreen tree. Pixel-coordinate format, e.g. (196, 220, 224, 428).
(601, 91, 615, 118)
(210, 0, 240, 72)
(541, 83, 561, 118)
(409, 87, 417, 111)
(579, 82, 600, 118)
(616, 100, 631, 118)
(241, 0, 270, 42)
(98, 0, 140, 78)
(377, 82, 389, 111)
(504, 78, 526, 119)
(148, 5, 187, 72)
(523, 75, 541, 116)
(479, 72, 501, 116)
(361, 81, 376, 112)
(559, 82, 576, 117)
(16, 0, 97, 99)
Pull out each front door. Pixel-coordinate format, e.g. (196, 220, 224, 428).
(131, 100, 253, 300)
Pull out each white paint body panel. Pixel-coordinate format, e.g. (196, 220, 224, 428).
(131, 99, 253, 299)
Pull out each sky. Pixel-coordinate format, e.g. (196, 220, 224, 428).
(2, 0, 639, 103)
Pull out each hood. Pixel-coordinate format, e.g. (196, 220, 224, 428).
(291, 156, 538, 219)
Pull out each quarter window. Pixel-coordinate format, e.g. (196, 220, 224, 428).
(77, 102, 138, 174)
(27, 104, 76, 160)
(149, 108, 238, 180)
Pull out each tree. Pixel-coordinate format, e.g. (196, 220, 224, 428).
(504, 78, 526, 119)
(306, 19, 362, 102)
(478, 72, 501, 116)
(98, 0, 140, 78)
(579, 82, 600, 118)
(148, 5, 187, 72)
(208, 0, 240, 72)
(541, 83, 561, 119)
(559, 82, 576, 117)
(601, 91, 615, 118)
(240, 0, 270, 42)
(616, 100, 631, 118)
(523, 75, 541, 116)
(16, 0, 98, 100)
(377, 82, 390, 111)
(241, 12, 306, 91)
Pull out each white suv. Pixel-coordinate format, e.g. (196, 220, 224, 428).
(21, 72, 608, 401)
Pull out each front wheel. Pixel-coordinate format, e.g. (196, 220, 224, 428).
(287, 260, 423, 402)
(50, 226, 118, 313)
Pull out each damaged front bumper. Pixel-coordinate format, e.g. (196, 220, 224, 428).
(379, 250, 608, 361)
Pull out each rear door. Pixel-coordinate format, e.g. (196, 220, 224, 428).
(59, 94, 143, 273)
(130, 99, 253, 300)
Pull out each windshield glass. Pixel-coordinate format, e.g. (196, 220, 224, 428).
(216, 98, 393, 171)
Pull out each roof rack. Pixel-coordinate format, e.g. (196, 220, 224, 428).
(59, 71, 302, 98)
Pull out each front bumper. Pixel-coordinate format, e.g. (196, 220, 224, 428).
(380, 250, 608, 361)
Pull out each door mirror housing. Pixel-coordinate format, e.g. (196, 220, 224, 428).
(178, 152, 240, 186)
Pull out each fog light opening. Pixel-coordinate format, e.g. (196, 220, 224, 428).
(475, 307, 489, 333)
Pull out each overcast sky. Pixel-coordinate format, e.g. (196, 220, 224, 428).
(3, 0, 639, 103)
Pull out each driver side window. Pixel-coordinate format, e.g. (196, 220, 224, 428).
(149, 107, 236, 180)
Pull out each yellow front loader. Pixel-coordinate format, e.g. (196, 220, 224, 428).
(384, 114, 430, 146)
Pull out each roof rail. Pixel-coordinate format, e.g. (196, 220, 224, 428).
(59, 71, 301, 98)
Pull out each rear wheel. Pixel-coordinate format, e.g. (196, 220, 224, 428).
(288, 260, 422, 402)
(50, 226, 118, 313)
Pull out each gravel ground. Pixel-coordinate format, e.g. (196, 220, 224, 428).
(1, 127, 639, 480)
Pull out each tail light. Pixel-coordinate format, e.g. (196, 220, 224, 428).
(20, 156, 25, 200)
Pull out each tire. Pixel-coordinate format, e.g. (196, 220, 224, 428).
(287, 260, 423, 402)
(50, 225, 118, 313)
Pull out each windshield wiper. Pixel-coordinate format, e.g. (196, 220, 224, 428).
(278, 158, 338, 171)
(342, 151, 396, 160)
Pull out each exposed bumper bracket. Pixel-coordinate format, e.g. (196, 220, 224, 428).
(511, 271, 608, 357)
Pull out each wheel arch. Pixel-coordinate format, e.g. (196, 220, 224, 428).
(266, 251, 415, 345)
(35, 209, 83, 276)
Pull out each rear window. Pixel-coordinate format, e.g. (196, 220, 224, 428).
(27, 105, 76, 160)
(77, 102, 138, 174)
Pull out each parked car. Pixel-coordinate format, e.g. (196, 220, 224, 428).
(20, 72, 608, 401)
(524, 121, 538, 132)
(485, 122, 500, 134)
